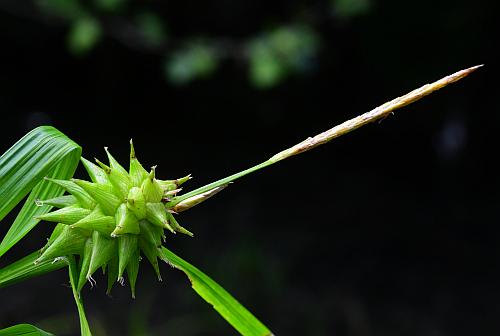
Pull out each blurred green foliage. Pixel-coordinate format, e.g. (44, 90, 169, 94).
(248, 25, 319, 88)
(165, 42, 218, 85)
(36, 0, 84, 20)
(332, 0, 372, 18)
(94, 0, 127, 12)
(33, 0, 369, 87)
(135, 12, 167, 48)
(67, 17, 102, 55)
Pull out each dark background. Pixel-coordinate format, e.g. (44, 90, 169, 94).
(0, 0, 498, 335)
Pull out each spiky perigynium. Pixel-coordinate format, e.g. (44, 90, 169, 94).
(34, 141, 213, 298)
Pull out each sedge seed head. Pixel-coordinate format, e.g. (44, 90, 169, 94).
(36, 143, 196, 297)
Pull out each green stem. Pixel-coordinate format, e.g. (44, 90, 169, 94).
(66, 256, 92, 336)
(170, 65, 482, 206)
(170, 161, 273, 204)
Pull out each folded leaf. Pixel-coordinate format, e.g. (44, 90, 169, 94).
(0, 126, 81, 258)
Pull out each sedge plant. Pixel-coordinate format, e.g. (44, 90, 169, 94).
(0, 65, 481, 336)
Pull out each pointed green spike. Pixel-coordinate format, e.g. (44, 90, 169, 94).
(141, 167, 163, 203)
(112, 203, 140, 237)
(156, 180, 176, 193)
(81, 157, 110, 184)
(36, 226, 88, 264)
(77, 237, 93, 293)
(71, 206, 116, 236)
(118, 234, 138, 281)
(36, 205, 92, 225)
(106, 256, 119, 295)
(95, 158, 111, 173)
(129, 140, 149, 187)
(171, 184, 228, 213)
(36, 195, 77, 208)
(87, 231, 117, 278)
(127, 187, 146, 219)
(145, 203, 174, 233)
(166, 212, 194, 237)
(72, 179, 122, 216)
(44, 177, 95, 209)
(104, 147, 129, 176)
(164, 188, 182, 197)
(109, 169, 132, 199)
(126, 248, 140, 298)
(40, 223, 65, 256)
(139, 236, 161, 281)
(175, 174, 192, 186)
(129, 139, 136, 158)
(46, 223, 66, 246)
(139, 220, 163, 247)
(96, 157, 131, 198)
(157, 174, 192, 192)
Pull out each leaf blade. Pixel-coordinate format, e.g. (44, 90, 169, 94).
(0, 324, 54, 336)
(159, 247, 273, 336)
(0, 126, 82, 258)
(0, 250, 66, 289)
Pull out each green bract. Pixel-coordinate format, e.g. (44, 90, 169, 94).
(35, 141, 195, 297)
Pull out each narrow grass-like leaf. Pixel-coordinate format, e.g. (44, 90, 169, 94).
(159, 247, 273, 336)
(66, 255, 92, 336)
(0, 250, 66, 289)
(0, 324, 54, 336)
(0, 126, 81, 258)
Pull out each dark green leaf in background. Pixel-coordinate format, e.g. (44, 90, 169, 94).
(136, 12, 167, 47)
(332, 0, 372, 19)
(248, 25, 319, 88)
(165, 42, 218, 85)
(94, 0, 127, 12)
(67, 16, 102, 55)
(36, 0, 85, 20)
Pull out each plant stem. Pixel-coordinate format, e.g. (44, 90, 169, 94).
(66, 256, 92, 336)
(169, 65, 482, 206)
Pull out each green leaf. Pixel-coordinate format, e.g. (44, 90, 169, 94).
(0, 250, 66, 289)
(67, 255, 92, 336)
(0, 126, 81, 259)
(0, 324, 54, 336)
(158, 247, 273, 336)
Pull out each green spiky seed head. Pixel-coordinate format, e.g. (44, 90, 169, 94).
(35, 141, 202, 297)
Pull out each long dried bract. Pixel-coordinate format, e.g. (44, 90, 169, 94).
(269, 65, 483, 162)
(168, 65, 482, 206)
